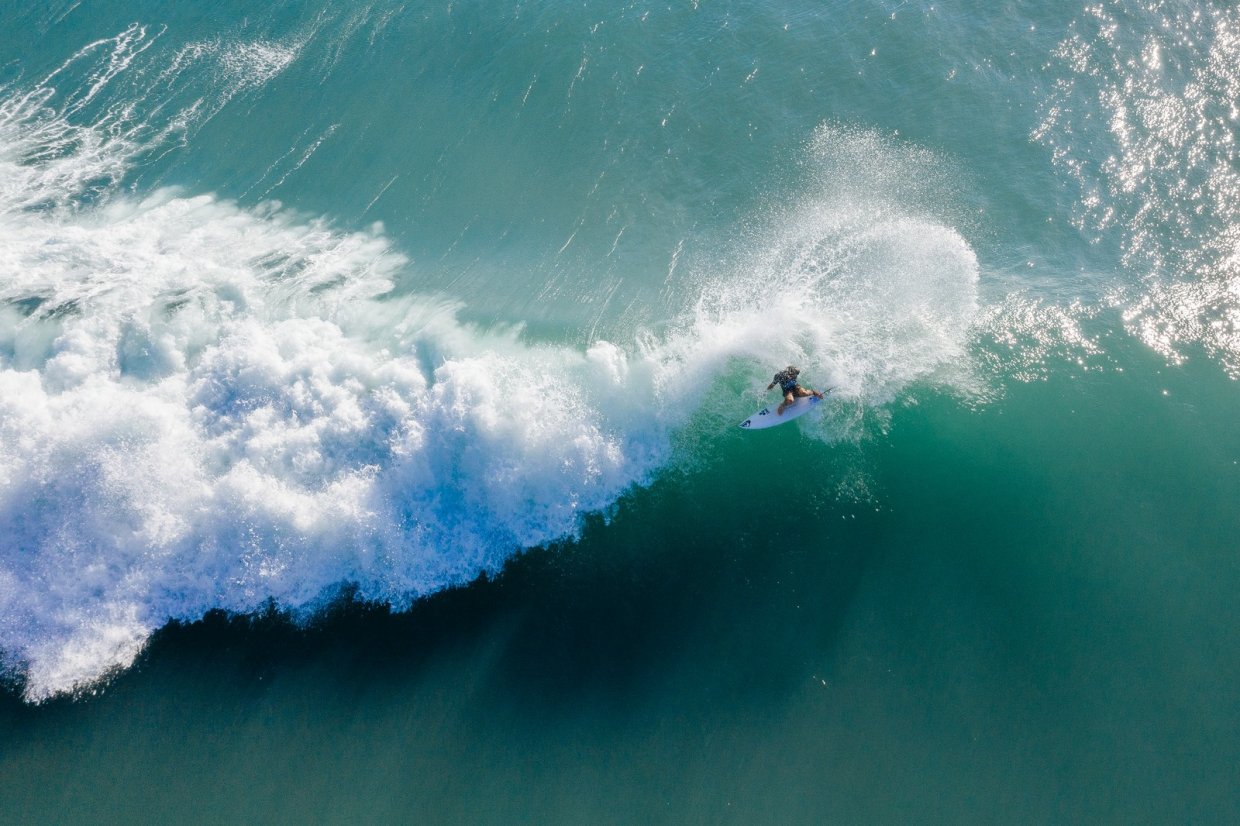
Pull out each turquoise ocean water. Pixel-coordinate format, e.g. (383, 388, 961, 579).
(2, 0, 1239, 820)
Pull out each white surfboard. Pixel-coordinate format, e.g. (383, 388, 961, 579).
(739, 394, 823, 430)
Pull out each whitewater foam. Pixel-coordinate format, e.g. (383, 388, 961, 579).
(0, 205, 670, 699)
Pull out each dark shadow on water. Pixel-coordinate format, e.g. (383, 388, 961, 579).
(0, 429, 877, 739)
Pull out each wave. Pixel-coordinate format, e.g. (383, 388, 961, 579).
(0, 29, 980, 701)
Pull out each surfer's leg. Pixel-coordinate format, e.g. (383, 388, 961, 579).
(777, 391, 794, 415)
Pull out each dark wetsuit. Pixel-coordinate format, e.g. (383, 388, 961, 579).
(773, 369, 800, 394)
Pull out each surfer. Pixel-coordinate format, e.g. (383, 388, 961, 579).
(767, 365, 825, 415)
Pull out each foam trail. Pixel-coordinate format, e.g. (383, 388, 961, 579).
(0, 39, 981, 700)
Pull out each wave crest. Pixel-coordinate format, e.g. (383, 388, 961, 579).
(0, 31, 980, 700)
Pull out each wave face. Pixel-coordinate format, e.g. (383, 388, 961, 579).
(0, 22, 980, 700)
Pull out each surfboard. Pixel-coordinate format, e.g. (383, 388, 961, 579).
(739, 394, 823, 430)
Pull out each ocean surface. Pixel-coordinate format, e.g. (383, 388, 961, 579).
(2, 0, 1239, 821)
